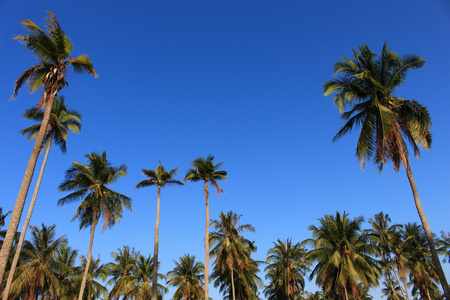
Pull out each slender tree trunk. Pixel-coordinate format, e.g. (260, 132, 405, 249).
(2, 142, 52, 300)
(392, 267, 407, 300)
(402, 157, 450, 299)
(231, 268, 236, 300)
(0, 92, 56, 281)
(204, 181, 209, 300)
(78, 219, 97, 300)
(151, 186, 161, 300)
(401, 272, 411, 300)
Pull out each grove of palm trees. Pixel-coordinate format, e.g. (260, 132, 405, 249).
(1, 2, 449, 300)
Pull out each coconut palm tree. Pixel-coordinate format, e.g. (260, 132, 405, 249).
(381, 276, 405, 300)
(403, 223, 440, 300)
(136, 163, 184, 300)
(54, 243, 80, 300)
(185, 155, 227, 300)
(0, 12, 96, 281)
(3, 96, 82, 299)
(107, 246, 138, 298)
(436, 232, 450, 263)
(109, 253, 167, 299)
(211, 256, 262, 300)
(73, 255, 108, 300)
(167, 254, 205, 300)
(367, 212, 407, 299)
(8, 224, 69, 300)
(304, 212, 380, 300)
(58, 151, 131, 300)
(210, 211, 255, 300)
(323, 43, 449, 298)
(264, 238, 309, 299)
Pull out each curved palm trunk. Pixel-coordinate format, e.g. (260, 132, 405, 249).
(78, 219, 97, 300)
(151, 186, 161, 300)
(204, 181, 210, 300)
(2, 141, 52, 300)
(0, 93, 56, 281)
(403, 157, 450, 299)
(231, 268, 236, 300)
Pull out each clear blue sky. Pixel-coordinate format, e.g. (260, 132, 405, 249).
(1, 1, 449, 299)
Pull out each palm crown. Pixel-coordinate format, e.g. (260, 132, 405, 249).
(58, 151, 132, 232)
(20, 95, 81, 153)
(324, 43, 431, 172)
(11, 11, 97, 104)
(184, 155, 228, 195)
(136, 164, 184, 189)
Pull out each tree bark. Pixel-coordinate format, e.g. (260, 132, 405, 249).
(2, 141, 52, 300)
(403, 157, 450, 299)
(0, 92, 56, 282)
(151, 186, 161, 300)
(78, 219, 97, 300)
(204, 181, 209, 300)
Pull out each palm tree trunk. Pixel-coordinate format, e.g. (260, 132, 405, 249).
(401, 272, 411, 300)
(78, 219, 97, 300)
(151, 186, 161, 300)
(0, 92, 56, 282)
(2, 142, 52, 300)
(402, 157, 450, 299)
(231, 268, 236, 300)
(204, 181, 210, 300)
(391, 267, 407, 300)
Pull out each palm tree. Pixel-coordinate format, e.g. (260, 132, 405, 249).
(381, 276, 405, 300)
(109, 253, 167, 299)
(136, 163, 184, 300)
(73, 255, 108, 300)
(436, 232, 450, 263)
(367, 212, 407, 299)
(167, 254, 205, 300)
(3, 96, 82, 299)
(54, 243, 80, 300)
(264, 238, 309, 299)
(8, 224, 68, 300)
(403, 223, 440, 300)
(210, 211, 255, 300)
(211, 256, 262, 300)
(185, 155, 228, 300)
(304, 212, 380, 300)
(107, 246, 138, 298)
(0, 12, 96, 281)
(323, 43, 449, 297)
(58, 151, 131, 300)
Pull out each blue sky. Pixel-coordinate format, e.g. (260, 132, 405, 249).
(1, 1, 450, 298)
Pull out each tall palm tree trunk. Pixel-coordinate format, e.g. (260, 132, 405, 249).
(403, 157, 450, 299)
(78, 219, 97, 300)
(204, 181, 210, 300)
(2, 141, 52, 300)
(0, 93, 56, 281)
(151, 186, 161, 300)
(231, 268, 236, 300)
